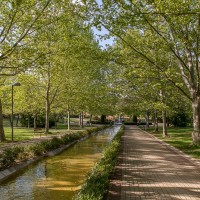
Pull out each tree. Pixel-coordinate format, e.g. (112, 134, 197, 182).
(9, 2, 108, 132)
(87, 0, 200, 143)
(0, 0, 54, 141)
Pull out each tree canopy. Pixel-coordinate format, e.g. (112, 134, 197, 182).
(0, 0, 199, 143)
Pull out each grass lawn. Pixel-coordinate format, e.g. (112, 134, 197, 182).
(146, 126, 200, 159)
(4, 127, 35, 141)
(1, 119, 100, 146)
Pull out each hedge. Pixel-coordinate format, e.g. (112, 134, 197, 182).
(0, 126, 109, 171)
(74, 125, 124, 200)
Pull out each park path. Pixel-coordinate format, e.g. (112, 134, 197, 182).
(108, 126, 200, 200)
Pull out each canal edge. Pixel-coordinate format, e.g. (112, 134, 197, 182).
(0, 126, 110, 183)
(0, 138, 82, 183)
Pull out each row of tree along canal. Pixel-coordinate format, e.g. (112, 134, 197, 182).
(0, 126, 120, 200)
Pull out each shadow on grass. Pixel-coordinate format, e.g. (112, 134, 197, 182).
(146, 126, 200, 159)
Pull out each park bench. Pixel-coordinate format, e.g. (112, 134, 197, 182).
(33, 128, 43, 138)
(34, 128, 43, 133)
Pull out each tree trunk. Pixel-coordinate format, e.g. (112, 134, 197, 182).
(61, 113, 65, 123)
(154, 110, 159, 132)
(89, 114, 92, 126)
(45, 76, 51, 134)
(81, 112, 84, 128)
(45, 103, 50, 134)
(67, 111, 70, 130)
(16, 114, 19, 127)
(118, 115, 121, 123)
(162, 109, 168, 137)
(27, 116, 30, 129)
(145, 110, 150, 129)
(101, 115, 106, 124)
(33, 114, 37, 129)
(9, 114, 12, 127)
(79, 113, 81, 127)
(54, 114, 57, 129)
(79, 112, 83, 128)
(192, 96, 200, 145)
(0, 99, 6, 142)
(160, 89, 168, 137)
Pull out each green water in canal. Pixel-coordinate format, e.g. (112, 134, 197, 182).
(0, 126, 120, 200)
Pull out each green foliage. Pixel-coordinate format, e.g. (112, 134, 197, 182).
(148, 127, 200, 158)
(100, 115, 106, 124)
(20, 114, 55, 128)
(88, 121, 111, 125)
(0, 148, 16, 169)
(169, 112, 191, 127)
(88, 0, 200, 139)
(30, 143, 45, 156)
(0, 146, 25, 169)
(75, 125, 124, 200)
(41, 137, 62, 151)
(61, 134, 71, 145)
(0, 126, 109, 170)
(132, 115, 138, 123)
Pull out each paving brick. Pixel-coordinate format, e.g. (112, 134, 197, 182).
(108, 126, 200, 200)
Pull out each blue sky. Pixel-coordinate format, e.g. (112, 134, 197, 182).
(73, 0, 114, 48)
(92, 0, 115, 48)
(92, 27, 115, 49)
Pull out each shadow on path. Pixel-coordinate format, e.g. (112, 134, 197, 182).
(108, 125, 200, 200)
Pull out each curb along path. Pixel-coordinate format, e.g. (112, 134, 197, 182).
(108, 125, 200, 200)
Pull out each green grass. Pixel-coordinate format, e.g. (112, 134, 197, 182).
(0, 126, 109, 170)
(2, 119, 35, 142)
(1, 119, 104, 146)
(4, 127, 35, 141)
(146, 126, 200, 159)
(75, 125, 124, 200)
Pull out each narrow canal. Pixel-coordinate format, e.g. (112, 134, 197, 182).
(0, 126, 120, 200)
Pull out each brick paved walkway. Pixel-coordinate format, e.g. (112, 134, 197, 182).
(108, 126, 200, 200)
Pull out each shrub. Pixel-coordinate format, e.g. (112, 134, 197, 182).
(0, 125, 109, 171)
(40, 140, 53, 151)
(132, 115, 138, 123)
(75, 125, 124, 200)
(61, 135, 71, 144)
(30, 143, 45, 156)
(50, 137, 62, 149)
(124, 122, 138, 125)
(0, 148, 16, 169)
(20, 114, 55, 128)
(40, 137, 62, 152)
(88, 121, 111, 125)
(0, 146, 25, 169)
(100, 115, 106, 124)
(169, 112, 191, 127)
(12, 146, 25, 157)
(18, 148, 33, 160)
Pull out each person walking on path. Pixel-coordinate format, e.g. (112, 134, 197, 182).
(108, 125, 200, 200)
